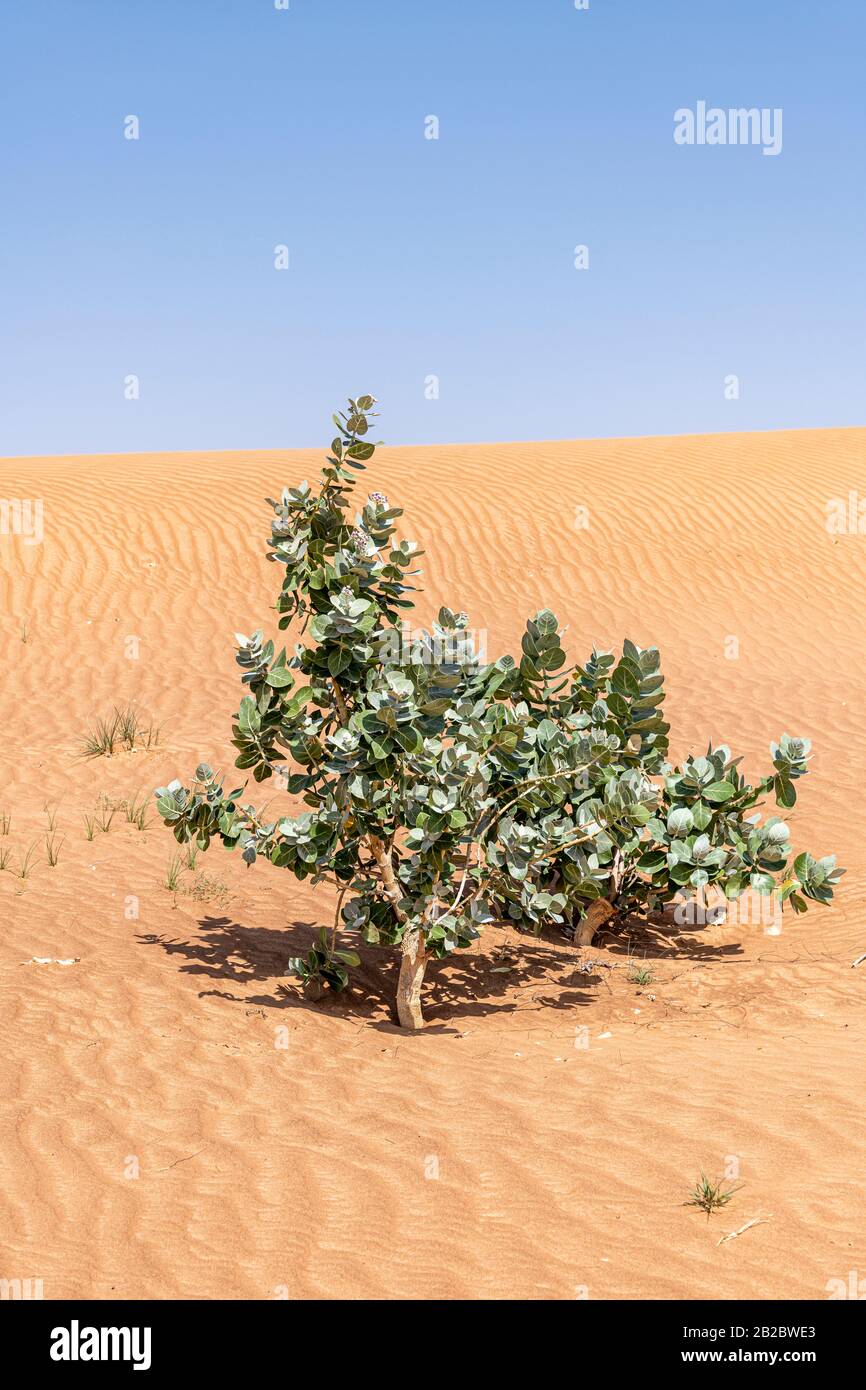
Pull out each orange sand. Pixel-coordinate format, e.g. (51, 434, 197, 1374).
(1, 428, 864, 1299)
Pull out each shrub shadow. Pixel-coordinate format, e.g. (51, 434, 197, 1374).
(137, 916, 391, 1017)
(138, 905, 746, 1030)
(137, 915, 602, 1026)
(595, 908, 746, 963)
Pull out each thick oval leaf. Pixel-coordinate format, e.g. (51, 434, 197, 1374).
(265, 667, 294, 688)
(703, 781, 735, 803)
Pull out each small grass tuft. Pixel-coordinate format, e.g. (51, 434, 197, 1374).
(0, 846, 12, 871)
(121, 790, 152, 831)
(164, 852, 186, 892)
(83, 813, 97, 842)
(18, 841, 39, 879)
(45, 833, 65, 867)
(685, 1172, 742, 1221)
(115, 704, 159, 751)
(81, 704, 162, 759)
(627, 964, 654, 986)
(0, 809, 11, 836)
(81, 712, 120, 759)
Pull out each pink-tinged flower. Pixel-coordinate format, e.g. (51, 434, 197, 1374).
(349, 527, 375, 555)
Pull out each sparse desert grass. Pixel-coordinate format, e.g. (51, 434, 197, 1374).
(115, 704, 162, 751)
(686, 1172, 742, 1220)
(81, 703, 162, 759)
(184, 843, 199, 871)
(121, 790, 152, 831)
(185, 870, 229, 905)
(0, 809, 11, 835)
(83, 795, 118, 837)
(162, 853, 229, 905)
(43, 802, 59, 832)
(45, 832, 65, 867)
(0, 846, 12, 871)
(164, 852, 186, 892)
(627, 964, 654, 986)
(94, 796, 116, 834)
(17, 842, 39, 880)
(81, 712, 120, 759)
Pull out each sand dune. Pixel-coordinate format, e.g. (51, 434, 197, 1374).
(1, 427, 864, 1299)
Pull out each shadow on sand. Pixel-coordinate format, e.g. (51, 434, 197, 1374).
(137, 905, 744, 1029)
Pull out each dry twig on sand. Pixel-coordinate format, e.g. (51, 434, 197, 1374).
(717, 1216, 771, 1246)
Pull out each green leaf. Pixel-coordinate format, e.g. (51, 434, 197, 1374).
(266, 668, 294, 688)
(703, 781, 735, 804)
(347, 441, 375, 460)
(611, 664, 640, 699)
(638, 850, 667, 873)
(793, 852, 814, 886)
(237, 696, 261, 735)
(327, 645, 351, 677)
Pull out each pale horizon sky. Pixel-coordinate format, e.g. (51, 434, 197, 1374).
(2, 0, 864, 457)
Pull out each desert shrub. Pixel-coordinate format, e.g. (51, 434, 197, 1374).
(155, 395, 843, 1029)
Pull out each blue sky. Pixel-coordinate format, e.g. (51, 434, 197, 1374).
(2, 0, 864, 455)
